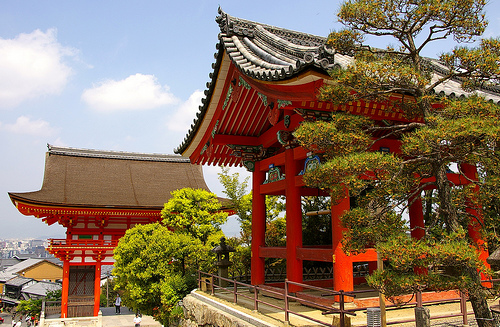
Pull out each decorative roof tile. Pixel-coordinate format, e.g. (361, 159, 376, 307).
(175, 8, 500, 156)
(215, 8, 336, 81)
(48, 144, 189, 163)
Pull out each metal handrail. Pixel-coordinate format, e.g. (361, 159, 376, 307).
(198, 270, 356, 327)
(197, 271, 500, 327)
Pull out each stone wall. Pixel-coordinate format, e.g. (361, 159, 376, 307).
(180, 291, 275, 327)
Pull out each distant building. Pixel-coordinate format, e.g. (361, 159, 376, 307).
(21, 280, 61, 300)
(0, 258, 62, 296)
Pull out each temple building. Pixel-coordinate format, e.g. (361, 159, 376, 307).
(175, 9, 499, 293)
(9, 145, 215, 317)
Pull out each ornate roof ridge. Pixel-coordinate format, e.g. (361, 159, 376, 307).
(47, 144, 189, 163)
(215, 7, 336, 81)
(216, 7, 327, 47)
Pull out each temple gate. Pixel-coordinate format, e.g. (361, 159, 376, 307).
(9, 145, 217, 317)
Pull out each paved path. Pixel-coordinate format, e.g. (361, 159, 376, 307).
(0, 307, 162, 327)
(101, 307, 162, 327)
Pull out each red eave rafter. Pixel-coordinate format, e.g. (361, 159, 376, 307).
(14, 201, 160, 225)
(189, 65, 329, 166)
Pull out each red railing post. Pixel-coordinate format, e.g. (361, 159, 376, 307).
(460, 291, 468, 326)
(339, 290, 345, 327)
(234, 280, 237, 303)
(285, 279, 290, 324)
(254, 285, 258, 311)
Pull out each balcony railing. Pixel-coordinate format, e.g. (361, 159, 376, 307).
(48, 239, 119, 250)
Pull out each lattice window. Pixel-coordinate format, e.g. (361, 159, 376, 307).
(69, 265, 94, 296)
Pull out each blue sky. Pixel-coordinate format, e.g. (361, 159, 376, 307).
(1, 1, 499, 239)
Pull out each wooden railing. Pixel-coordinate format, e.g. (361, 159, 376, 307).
(43, 300, 62, 317)
(48, 239, 118, 250)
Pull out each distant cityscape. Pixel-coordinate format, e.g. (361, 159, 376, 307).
(0, 239, 53, 259)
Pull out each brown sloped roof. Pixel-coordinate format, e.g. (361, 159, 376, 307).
(9, 145, 213, 210)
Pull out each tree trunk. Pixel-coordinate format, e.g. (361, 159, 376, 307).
(433, 163, 460, 233)
(466, 266, 495, 327)
(434, 164, 493, 326)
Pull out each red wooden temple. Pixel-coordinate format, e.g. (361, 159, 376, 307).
(175, 9, 497, 293)
(9, 145, 216, 317)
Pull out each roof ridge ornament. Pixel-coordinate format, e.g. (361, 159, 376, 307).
(47, 144, 188, 163)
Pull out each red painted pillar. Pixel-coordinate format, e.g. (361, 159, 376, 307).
(332, 190, 353, 293)
(285, 147, 303, 292)
(409, 193, 427, 275)
(461, 163, 490, 281)
(93, 261, 102, 316)
(61, 260, 70, 318)
(251, 161, 266, 285)
(409, 193, 425, 240)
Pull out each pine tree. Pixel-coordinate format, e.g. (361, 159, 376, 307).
(294, 1, 500, 325)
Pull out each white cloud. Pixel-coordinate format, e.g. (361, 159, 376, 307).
(166, 90, 203, 132)
(82, 74, 179, 112)
(0, 116, 56, 136)
(0, 29, 75, 108)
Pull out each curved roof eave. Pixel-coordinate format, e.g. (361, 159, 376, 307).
(175, 9, 337, 156)
(8, 193, 163, 212)
(174, 8, 500, 158)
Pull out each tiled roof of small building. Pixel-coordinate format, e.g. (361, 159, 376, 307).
(175, 8, 500, 156)
(22, 281, 61, 297)
(6, 275, 33, 287)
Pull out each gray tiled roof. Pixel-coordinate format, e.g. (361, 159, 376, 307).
(216, 9, 336, 80)
(6, 275, 33, 287)
(5, 258, 44, 274)
(174, 8, 500, 155)
(22, 281, 61, 296)
(0, 258, 44, 282)
(0, 258, 24, 270)
(48, 144, 190, 163)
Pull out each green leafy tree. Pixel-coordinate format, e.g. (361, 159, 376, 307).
(16, 290, 61, 319)
(114, 188, 228, 325)
(294, 0, 500, 325)
(114, 223, 204, 325)
(161, 188, 228, 245)
(218, 167, 253, 245)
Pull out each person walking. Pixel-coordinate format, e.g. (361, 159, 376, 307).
(133, 313, 141, 327)
(114, 294, 122, 314)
